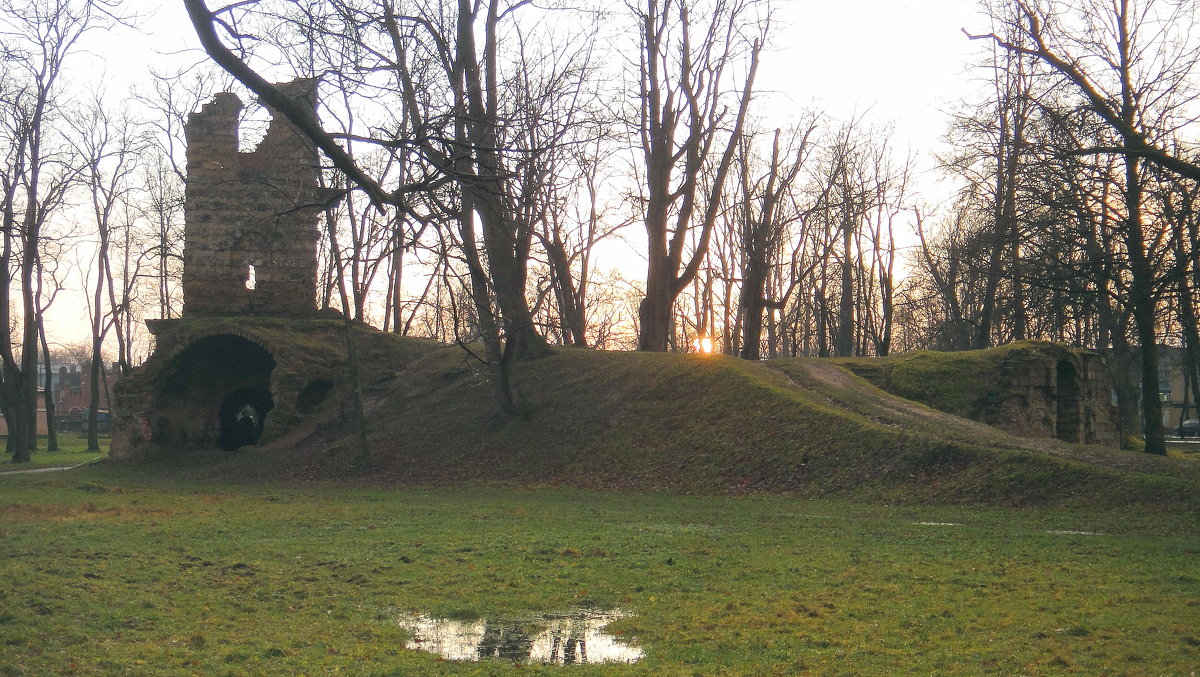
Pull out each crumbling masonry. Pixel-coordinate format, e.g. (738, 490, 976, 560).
(182, 79, 326, 317)
(110, 81, 349, 459)
(977, 344, 1121, 447)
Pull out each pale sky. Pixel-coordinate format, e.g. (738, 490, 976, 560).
(44, 0, 990, 347)
(769, 0, 986, 144)
(95, 0, 988, 150)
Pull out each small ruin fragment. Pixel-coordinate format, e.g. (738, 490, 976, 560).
(977, 344, 1120, 446)
(840, 341, 1122, 447)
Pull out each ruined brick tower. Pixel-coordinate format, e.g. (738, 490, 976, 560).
(182, 80, 324, 317)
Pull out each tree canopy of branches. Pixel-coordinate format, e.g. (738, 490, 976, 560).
(182, 0, 620, 415)
(939, 0, 1200, 454)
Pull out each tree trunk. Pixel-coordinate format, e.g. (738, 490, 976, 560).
(86, 352, 102, 452)
(1124, 155, 1165, 454)
(738, 282, 766, 360)
(835, 223, 854, 356)
(40, 324, 59, 452)
(544, 235, 587, 347)
(638, 250, 674, 351)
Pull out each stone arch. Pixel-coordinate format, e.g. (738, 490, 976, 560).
(1055, 360, 1081, 443)
(152, 334, 277, 450)
(217, 385, 274, 450)
(295, 379, 334, 413)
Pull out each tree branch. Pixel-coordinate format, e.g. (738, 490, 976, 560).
(183, 0, 395, 208)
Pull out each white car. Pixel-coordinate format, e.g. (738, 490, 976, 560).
(1171, 419, 1199, 438)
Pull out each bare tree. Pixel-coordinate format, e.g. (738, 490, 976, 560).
(0, 0, 114, 461)
(947, 12, 1042, 347)
(629, 0, 767, 351)
(136, 69, 230, 320)
(734, 122, 815, 360)
(72, 97, 143, 451)
(35, 242, 68, 451)
(803, 119, 909, 357)
(969, 0, 1200, 454)
(182, 0, 614, 416)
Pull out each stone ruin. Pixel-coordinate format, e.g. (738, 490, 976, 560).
(181, 79, 326, 317)
(977, 343, 1121, 447)
(110, 81, 349, 459)
(839, 341, 1122, 448)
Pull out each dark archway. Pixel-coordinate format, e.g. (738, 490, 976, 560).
(154, 335, 276, 450)
(217, 385, 274, 450)
(295, 380, 334, 413)
(1056, 360, 1081, 443)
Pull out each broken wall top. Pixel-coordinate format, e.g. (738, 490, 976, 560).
(182, 79, 326, 318)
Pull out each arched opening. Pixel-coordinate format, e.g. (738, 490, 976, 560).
(295, 380, 334, 413)
(217, 385, 274, 450)
(1055, 360, 1081, 443)
(154, 335, 276, 451)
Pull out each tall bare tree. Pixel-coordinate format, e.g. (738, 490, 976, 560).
(72, 98, 142, 451)
(0, 0, 115, 461)
(969, 0, 1200, 454)
(629, 0, 767, 351)
(734, 123, 815, 360)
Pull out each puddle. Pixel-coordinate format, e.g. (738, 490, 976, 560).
(398, 608, 643, 665)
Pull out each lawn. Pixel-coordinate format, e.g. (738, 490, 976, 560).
(2, 434, 110, 469)
(2, 466, 1197, 675)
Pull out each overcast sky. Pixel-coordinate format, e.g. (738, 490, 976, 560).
(767, 0, 986, 141)
(94, 0, 988, 149)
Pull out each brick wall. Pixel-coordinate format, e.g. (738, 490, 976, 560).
(182, 80, 324, 318)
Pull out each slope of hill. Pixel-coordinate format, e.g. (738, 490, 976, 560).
(213, 342, 1200, 509)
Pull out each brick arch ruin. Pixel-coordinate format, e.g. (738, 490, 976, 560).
(153, 334, 277, 451)
(110, 80, 352, 459)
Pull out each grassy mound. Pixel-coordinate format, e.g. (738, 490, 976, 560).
(829, 341, 1045, 419)
(161, 341, 1200, 510)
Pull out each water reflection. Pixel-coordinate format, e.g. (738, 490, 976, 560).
(398, 608, 643, 665)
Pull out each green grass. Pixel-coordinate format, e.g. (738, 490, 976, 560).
(6, 340, 1194, 673)
(831, 342, 1034, 419)
(3, 434, 109, 469)
(2, 467, 1197, 675)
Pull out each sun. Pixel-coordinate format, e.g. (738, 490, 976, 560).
(692, 336, 715, 355)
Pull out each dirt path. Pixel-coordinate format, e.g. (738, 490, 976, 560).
(0, 454, 108, 477)
(0, 465, 76, 475)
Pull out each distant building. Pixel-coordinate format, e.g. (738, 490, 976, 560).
(1107, 345, 1199, 430)
(0, 363, 122, 435)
